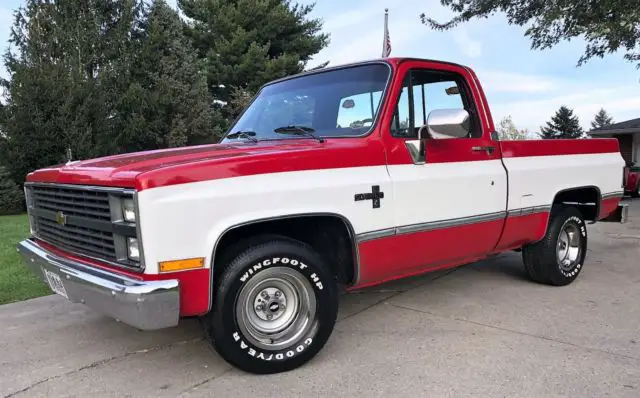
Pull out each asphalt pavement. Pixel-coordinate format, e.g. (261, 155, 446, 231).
(1, 200, 639, 397)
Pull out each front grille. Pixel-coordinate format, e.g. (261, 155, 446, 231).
(37, 218, 116, 260)
(33, 185, 111, 221)
(28, 184, 139, 269)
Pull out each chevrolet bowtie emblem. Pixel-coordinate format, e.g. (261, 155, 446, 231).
(55, 211, 67, 226)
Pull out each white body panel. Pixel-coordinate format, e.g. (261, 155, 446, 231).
(137, 152, 624, 275)
(387, 159, 508, 227)
(137, 166, 392, 274)
(503, 153, 624, 210)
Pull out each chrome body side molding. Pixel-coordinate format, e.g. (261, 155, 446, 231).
(602, 191, 624, 200)
(357, 210, 512, 243)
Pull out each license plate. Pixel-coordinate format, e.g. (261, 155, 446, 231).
(43, 268, 69, 299)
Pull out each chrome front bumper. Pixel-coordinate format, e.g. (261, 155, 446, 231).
(18, 239, 179, 330)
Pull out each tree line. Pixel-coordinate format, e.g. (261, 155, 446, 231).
(0, 0, 327, 214)
(497, 107, 615, 141)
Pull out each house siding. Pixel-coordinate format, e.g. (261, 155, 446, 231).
(613, 133, 634, 163)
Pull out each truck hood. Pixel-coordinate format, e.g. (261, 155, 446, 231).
(26, 141, 313, 188)
(26, 139, 379, 190)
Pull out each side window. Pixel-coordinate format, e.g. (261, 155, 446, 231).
(424, 81, 464, 114)
(391, 69, 478, 138)
(337, 91, 382, 130)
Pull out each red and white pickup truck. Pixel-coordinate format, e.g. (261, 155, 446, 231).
(19, 58, 627, 374)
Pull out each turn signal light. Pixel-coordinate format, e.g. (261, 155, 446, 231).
(159, 257, 205, 272)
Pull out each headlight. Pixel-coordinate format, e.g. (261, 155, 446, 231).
(122, 198, 136, 223)
(127, 237, 140, 261)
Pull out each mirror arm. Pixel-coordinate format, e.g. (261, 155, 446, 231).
(404, 139, 425, 165)
(405, 126, 428, 165)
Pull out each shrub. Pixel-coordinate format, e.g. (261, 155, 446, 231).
(0, 167, 24, 216)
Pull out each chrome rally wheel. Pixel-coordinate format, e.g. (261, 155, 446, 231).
(236, 267, 317, 351)
(556, 223, 582, 273)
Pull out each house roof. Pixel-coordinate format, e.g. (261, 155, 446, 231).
(590, 118, 640, 135)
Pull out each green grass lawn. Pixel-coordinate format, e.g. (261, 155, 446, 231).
(0, 214, 51, 304)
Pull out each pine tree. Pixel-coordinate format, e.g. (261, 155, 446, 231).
(590, 108, 614, 130)
(1, 0, 146, 183)
(0, 0, 223, 184)
(540, 106, 584, 139)
(120, 0, 223, 151)
(178, 0, 329, 125)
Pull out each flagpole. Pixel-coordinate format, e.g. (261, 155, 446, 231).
(382, 8, 389, 58)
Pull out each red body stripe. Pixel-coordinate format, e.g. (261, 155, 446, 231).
(500, 139, 620, 158)
(493, 212, 550, 252)
(354, 219, 505, 287)
(145, 269, 210, 316)
(599, 197, 622, 220)
(354, 196, 622, 289)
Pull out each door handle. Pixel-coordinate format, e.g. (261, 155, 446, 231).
(471, 146, 496, 155)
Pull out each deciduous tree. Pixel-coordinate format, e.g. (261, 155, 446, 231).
(496, 115, 529, 140)
(421, 1, 640, 68)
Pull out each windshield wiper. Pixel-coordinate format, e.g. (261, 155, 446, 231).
(273, 125, 325, 143)
(226, 130, 259, 143)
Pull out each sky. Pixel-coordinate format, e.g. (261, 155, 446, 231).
(1, 0, 639, 132)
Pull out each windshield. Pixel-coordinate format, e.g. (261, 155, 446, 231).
(222, 64, 390, 142)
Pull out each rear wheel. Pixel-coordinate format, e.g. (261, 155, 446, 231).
(522, 206, 587, 286)
(204, 236, 338, 374)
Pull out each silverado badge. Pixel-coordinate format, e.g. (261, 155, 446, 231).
(354, 185, 385, 209)
(55, 211, 67, 226)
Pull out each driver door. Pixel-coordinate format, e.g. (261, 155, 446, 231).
(384, 65, 507, 275)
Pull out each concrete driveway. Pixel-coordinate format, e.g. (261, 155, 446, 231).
(2, 201, 640, 397)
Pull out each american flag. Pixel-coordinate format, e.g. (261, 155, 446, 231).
(382, 9, 391, 58)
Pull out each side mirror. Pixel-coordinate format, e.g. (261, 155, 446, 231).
(425, 109, 470, 139)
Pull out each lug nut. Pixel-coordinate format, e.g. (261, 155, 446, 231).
(267, 313, 273, 320)
(274, 291, 281, 297)
(280, 304, 286, 311)
(255, 304, 264, 311)
(261, 291, 269, 299)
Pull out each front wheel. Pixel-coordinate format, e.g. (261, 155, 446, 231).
(522, 206, 587, 286)
(204, 236, 338, 374)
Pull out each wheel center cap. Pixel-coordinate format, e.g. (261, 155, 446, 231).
(268, 302, 280, 313)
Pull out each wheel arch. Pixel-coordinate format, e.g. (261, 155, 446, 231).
(533, 185, 602, 241)
(208, 212, 360, 310)
(551, 185, 602, 221)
